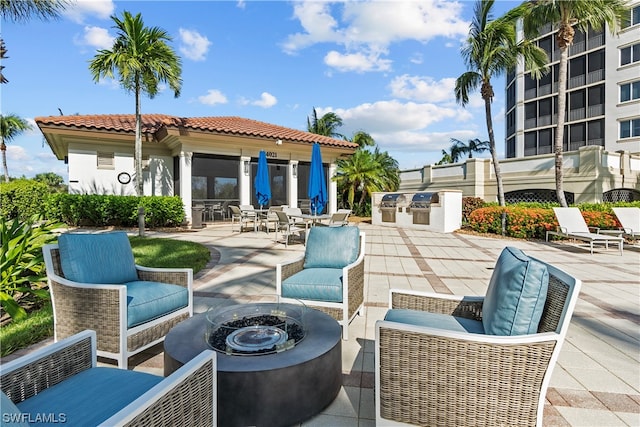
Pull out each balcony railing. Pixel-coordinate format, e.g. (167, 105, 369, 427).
(525, 118, 537, 129)
(588, 104, 604, 117)
(587, 69, 604, 84)
(569, 75, 586, 89)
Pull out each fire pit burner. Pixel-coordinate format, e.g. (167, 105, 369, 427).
(206, 300, 306, 355)
(226, 325, 288, 351)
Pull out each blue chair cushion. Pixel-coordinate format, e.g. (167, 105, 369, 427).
(16, 367, 162, 427)
(1, 391, 29, 426)
(384, 309, 485, 334)
(303, 226, 360, 269)
(58, 232, 138, 284)
(281, 268, 343, 303)
(125, 281, 189, 328)
(482, 246, 549, 336)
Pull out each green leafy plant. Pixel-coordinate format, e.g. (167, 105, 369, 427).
(0, 215, 62, 321)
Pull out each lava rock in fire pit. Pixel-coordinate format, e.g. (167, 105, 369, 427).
(208, 315, 304, 355)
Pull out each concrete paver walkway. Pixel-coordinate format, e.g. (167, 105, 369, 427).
(5, 222, 639, 426)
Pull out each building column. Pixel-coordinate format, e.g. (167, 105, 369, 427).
(328, 162, 337, 214)
(180, 151, 193, 223)
(240, 156, 251, 205)
(289, 160, 298, 208)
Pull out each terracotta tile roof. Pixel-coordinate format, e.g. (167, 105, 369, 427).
(34, 114, 357, 149)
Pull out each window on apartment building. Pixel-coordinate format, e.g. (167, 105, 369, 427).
(506, 137, 515, 159)
(622, 5, 640, 28)
(538, 128, 553, 154)
(621, 43, 640, 66)
(569, 123, 586, 151)
(587, 119, 604, 146)
(588, 85, 605, 117)
(97, 152, 115, 169)
(569, 90, 586, 121)
(538, 36, 553, 59)
(620, 119, 640, 139)
(524, 132, 537, 156)
(620, 81, 640, 102)
(524, 73, 537, 100)
(569, 56, 586, 88)
(525, 102, 537, 129)
(538, 98, 552, 126)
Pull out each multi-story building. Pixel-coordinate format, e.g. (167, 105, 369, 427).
(505, 2, 640, 159)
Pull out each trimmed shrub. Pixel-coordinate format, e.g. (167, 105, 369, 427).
(45, 194, 184, 227)
(462, 197, 486, 224)
(0, 179, 49, 221)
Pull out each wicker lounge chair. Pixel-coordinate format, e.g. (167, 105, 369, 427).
(375, 247, 582, 426)
(1, 330, 216, 426)
(546, 207, 623, 254)
(276, 226, 365, 339)
(43, 232, 193, 369)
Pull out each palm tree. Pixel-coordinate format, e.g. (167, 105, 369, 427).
(89, 11, 182, 235)
(351, 130, 375, 148)
(1, 0, 69, 84)
(307, 108, 345, 139)
(0, 114, 33, 182)
(455, 0, 548, 207)
(519, 0, 627, 207)
(451, 137, 491, 159)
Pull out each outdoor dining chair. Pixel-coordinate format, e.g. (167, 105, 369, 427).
(274, 210, 305, 246)
(229, 205, 256, 232)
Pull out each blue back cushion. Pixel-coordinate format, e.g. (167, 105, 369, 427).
(482, 246, 549, 336)
(303, 226, 360, 269)
(58, 232, 139, 284)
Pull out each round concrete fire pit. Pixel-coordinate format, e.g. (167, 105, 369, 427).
(164, 305, 342, 427)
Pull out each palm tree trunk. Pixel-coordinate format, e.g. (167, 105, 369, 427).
(1, 142, 8, 182)
(483, 87, 506, 235)
(134, 85, 145, 237)
(554, 45, 569, 207)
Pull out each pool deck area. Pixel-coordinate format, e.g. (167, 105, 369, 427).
(5, 222, 639, 426)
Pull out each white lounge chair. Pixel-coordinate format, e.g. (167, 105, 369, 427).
(612, 207, 640, 241)
(546, 207, 623, 254)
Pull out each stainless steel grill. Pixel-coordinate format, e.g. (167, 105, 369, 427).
(380, 193, 403, 223)
(409, 192, 439, 225)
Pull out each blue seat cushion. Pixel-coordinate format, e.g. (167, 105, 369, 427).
(1, 391, 29, 426)
(384, 309, 485, 334)
(16, 367, 162, 427)
(281, 268, 343, 303)
(303, 226, 360, 269)
(58, 232, 138, 284)
(125, 281, 189, 328)
(482, 246, 549, 336)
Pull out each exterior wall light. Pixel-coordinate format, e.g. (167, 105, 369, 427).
(244, 160, 250, 175)
(292, 163, 298, 177)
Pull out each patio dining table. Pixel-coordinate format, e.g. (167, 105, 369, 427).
(289, 213, 332, 233)
(242, 208, 269, 232)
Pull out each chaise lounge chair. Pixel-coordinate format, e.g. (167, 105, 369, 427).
(546, 207, 623, 254)
(611, 207, 640, 241)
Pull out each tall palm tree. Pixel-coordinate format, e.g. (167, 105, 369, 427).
(307, 108, 345, 139)
(89, 11, 182, 235)
(351, 130, 375, 148)
(0, 114, 32, 182)
(519, 0, 627, 207)
(455, 0, 548, 207)
(1, 0, 69, 84)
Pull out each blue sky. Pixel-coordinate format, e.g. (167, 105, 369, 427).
(2, 0, 520, 180)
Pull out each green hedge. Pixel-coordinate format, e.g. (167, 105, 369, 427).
(0, 180, 49, 221)
(44, 194, 185, 227)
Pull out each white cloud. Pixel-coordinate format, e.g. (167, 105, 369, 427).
(282, 1, 469, 74)
(198, 89, 228, 106)
(7, 145, 30, 161)
(77, 25, 114, 49)
(64, 0, 115, 24)
(178, 29, 211, 61)
(389, 75, 457, 103)
(324, 50, 391, 73)
(252, 92, 278, 108)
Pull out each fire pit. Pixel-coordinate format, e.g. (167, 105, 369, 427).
(164, 299, 342, 427)
(206, 300, 305, 355)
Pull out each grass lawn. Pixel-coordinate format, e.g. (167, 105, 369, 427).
(0, 236, 210, 357)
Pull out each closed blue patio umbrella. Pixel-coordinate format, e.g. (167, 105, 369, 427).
(308, 143, 327, 215)
(255, 151, 271, 209)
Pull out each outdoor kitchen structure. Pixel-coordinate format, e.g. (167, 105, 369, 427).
(372, 189, 462, 232)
